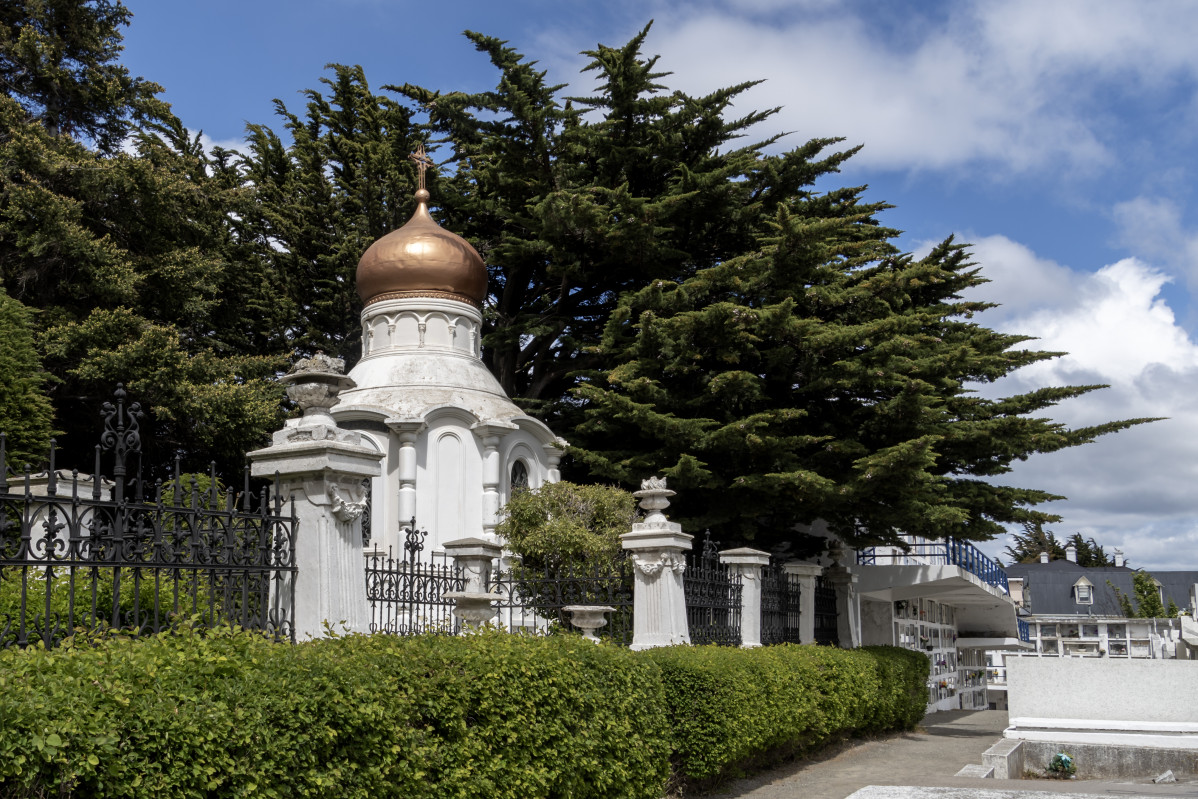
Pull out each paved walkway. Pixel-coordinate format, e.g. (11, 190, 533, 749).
(706, 710, 1198, 799)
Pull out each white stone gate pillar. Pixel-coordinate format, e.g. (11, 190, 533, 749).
(248, 354, 382, 640)
(719, 547, 771, 648)
(622, 477, 692, 650)
(824, 563, 861, 648)
(783, 562, 823, 644)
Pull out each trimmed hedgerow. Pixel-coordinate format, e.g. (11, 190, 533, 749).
(0, 628, 672, 798)
(644, 643, 929, 785)
(0, 632, 927, 798)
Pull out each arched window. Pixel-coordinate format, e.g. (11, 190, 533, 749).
(510, 460, 529, 491)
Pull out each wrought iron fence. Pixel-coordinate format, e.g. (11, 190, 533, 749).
(0, 387, 296, 649)
(365, 520, 464, 635)
(492, 556, 634, 645)
(684, 533, 742, 646)
(761, 561, 802, 645)
(813, 575, 839, 646)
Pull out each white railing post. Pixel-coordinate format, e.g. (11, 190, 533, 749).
(621, 477, 692, 650)
(783, 562, 823, 644)
(248, 354, 382, 640)
(719, 548, 771, 648)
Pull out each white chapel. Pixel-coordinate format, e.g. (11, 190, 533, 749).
(331, 153, 564, 557)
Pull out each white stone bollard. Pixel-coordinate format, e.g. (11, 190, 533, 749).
(782, 562, 823, 644)
(719, 548, 771, 648)
(621, 476, 693, 650)
(248, 354, 382, 640)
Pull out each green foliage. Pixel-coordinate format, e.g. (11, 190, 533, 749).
(643, 644, 928, 787)
(1004, 524, 1115, 566)
(0, 4, 287, 476)
(496, 480, 636, 567)
(0, 627, 929, 797)
(0, 570, 204, 644)
(1111, 571, 1172, 618)
(573, 220, 1154, 549)
(0, 0, 162, 153)
(0, 628, 673, 798)
(0, 288, 55, 467)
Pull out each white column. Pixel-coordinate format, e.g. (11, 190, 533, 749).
(387, 419, 424, 529)
(825, 564, 861, 648)
(249, 356, 383, 640)
(720, 547, 771, 648)
(621, 477, 692, 650)
(472, 423, 514, 541)
(783, 562, 823, 644)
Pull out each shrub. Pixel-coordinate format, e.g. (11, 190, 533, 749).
(645, 644, 929, 786)
(0, 627, 672, 798)
(496, 481, 636, 568)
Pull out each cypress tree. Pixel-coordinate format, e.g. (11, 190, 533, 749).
(0, 287, 54, 467)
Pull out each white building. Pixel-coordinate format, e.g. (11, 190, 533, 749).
(853, 536, 1031, 712)
(331, 178, 565, 557)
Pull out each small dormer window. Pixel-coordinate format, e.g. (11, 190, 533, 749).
(1074, 577, 1094, 605)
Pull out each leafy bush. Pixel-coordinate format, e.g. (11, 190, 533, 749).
(645, 644, 929, 786)
(0, 626, 927, 797)
(0, 627, 672, 798)
(497, 481, 636, 567)
(0, 566, 217, 647)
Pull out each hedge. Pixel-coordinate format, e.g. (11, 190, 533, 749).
(644, 644, 929, 785)
(0, 628, 672, 798)
(0, 631, 928, 797)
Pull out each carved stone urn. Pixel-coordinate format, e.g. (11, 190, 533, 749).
(444, 591, 497, 629)
(563, 605, 617, 643)
(278, 352, 356, 426)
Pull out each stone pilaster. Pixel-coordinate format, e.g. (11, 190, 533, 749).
(471, 423, 515, 540)
(719, 547, 771, 648)
(248, 354, 383, 640)
(621, 477, 692, 650)
(782, 562, 824, 644)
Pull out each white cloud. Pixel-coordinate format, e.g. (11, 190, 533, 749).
(963, 248, 1198, 570)
(1112, 196, 1198, 292)
(567, 0, 1198, 176)
(198, 132, 249, 157)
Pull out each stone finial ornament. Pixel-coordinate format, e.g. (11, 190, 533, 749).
(633, 475, 675, 527)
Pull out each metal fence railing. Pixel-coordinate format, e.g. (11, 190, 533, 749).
(857, 535, 1010, 594)
(0, 388, 296, 649)
(684, 534, 742, 646)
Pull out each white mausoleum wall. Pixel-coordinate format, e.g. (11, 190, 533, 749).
(1008, 656, 1198, 724)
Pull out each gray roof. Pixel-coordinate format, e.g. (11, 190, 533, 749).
(1003, 560, 1198, 616)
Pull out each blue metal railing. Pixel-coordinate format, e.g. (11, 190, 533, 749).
(857, 535, 1010, 594)
(1017, 618, 1031, 642)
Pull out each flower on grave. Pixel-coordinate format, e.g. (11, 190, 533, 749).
(1047, 752, 1076, 777)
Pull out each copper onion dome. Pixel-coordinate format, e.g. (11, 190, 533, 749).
(356, 148, 487, 308)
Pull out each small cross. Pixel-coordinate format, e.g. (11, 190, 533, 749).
(408, 143, 433, 191)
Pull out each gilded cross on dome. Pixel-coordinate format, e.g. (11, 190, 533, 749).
(408, 143, 434, 191)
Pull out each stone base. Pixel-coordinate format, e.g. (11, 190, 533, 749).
(1018, 739, 1198, 780)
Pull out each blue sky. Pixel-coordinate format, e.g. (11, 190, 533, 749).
(118, 0, 1198, 571)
